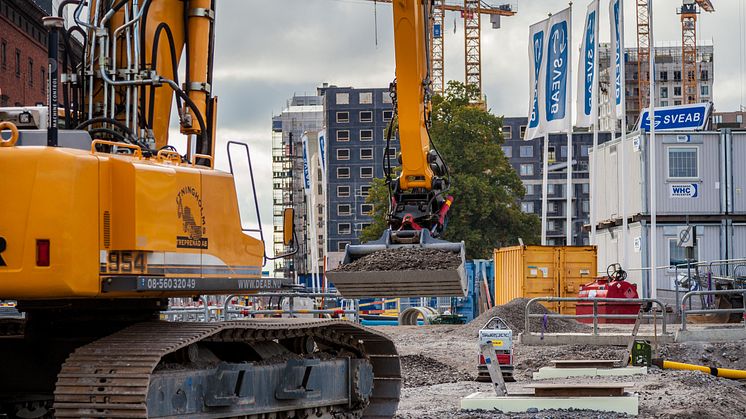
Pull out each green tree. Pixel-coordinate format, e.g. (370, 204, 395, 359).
(360, 81, 540, 259)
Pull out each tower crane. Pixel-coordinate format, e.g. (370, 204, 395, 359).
(636, 0, 651, 115)
(367, 1, 516, 101)
(678, 0, 714, 104)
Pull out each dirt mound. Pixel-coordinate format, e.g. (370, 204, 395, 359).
(331, 248, 461, 272)
(458, 298, 589, 337)
(400, 354, 472, 388)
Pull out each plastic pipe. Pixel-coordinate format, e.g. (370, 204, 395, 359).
(653, 359, 746, 380)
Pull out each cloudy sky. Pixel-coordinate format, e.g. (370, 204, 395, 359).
(202, 0, 746, 261)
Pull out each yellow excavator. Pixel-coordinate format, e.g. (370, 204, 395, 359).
(0, 0, 462, 417)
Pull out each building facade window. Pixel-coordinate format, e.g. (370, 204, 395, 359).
(336, 111, 349, 123)
(337, 167, 350, 179)
(674, 70, 681, 81)
(700, 70, 709, 81)
(660, 86, 668, 98)
(361, 204, 374, 214)
(338, 223, 352, 235)
(0, 39, 6, 69)
(502, 146, 512, 158)
(360, 129, 373, 141)
(520, 125, 527, 138)
(360, 148, 373, 160)
(668, 147, 698, 179)
(502, 126, 512, 139)
(338, 204, 351, 216)
(519, 145, 533, 158)
(337, 130, 350, 141)
(359, 92, 373, 104)
(669, 238, 697, 266)
(359, 111, 373, 122)
(519, 164, 534, 176)
(338, 241, 350, 251)
(383, 110, 393, 121)
(581, 145, 590, 157)
(521, 202, 534, 213)
(382, 91, 392, 103)
(15, 49, 20, 77)
(660, 71, 668, 81)
(701, 85, 709, 96)
(525, 184, 534, 195)
(582, 200, 590, 214)
(360, 185, 371, 196)
(336, 149, 350, 160)
(360, 167, 373, 178)
(27, 58, 33, 85)
(336, 93, 349, 105)
(674, 86, 682, 97)
(385, 147, 397, 158)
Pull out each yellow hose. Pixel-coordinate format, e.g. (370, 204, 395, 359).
(653, 359, 746, 380)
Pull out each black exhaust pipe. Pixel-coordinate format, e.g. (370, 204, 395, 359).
(43, 16, 64, 147)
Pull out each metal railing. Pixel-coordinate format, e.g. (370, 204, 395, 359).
(680, 289, 746, 331)
(221, 292, 359, 322)
(525, 297, 668, 336)
(161, 293, 360, 323)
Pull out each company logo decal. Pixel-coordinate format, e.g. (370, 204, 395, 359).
(176, 186, 208, 249)
(670, 184, 698, 198)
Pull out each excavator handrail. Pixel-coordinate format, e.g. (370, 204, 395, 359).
(156, 148, 183, 164)
(90, 139, 143, 158)
(191, 153, 214, 168)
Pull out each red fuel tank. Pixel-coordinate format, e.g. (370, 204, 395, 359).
(576, 277, 641, 324)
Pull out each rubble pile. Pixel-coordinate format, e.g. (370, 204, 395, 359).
(332, 248, 462, 272)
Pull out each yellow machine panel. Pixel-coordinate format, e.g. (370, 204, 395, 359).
(0, 144, 265, 300)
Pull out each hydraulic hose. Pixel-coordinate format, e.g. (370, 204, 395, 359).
(653, 358, 746, 380)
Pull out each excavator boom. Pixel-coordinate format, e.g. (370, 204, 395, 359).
(329, 0, 467, 298)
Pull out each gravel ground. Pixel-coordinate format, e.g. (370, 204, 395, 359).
(332, 248, 461, 272)
(371, 299, 746, 418)
(400, 354, 472, 387)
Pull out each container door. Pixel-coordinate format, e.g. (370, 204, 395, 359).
(558, 246, 598, 314)
(523, 247, 560, 312)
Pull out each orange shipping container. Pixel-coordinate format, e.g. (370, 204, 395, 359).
(493, 246, 597, 314)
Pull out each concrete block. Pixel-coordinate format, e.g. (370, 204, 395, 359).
(519, 332, 674, 346)
(533, 366, 647, 380)
(675, 327, 746, 343)
(460, 392, 639, 415)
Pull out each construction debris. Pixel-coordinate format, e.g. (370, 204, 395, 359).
(332, 248, 462, 272)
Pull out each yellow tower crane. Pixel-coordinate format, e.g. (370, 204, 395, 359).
(678, 0, 714, 104)
(368, 1, 516, 101)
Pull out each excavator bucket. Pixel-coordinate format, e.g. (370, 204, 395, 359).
(327, 230, 467, 298)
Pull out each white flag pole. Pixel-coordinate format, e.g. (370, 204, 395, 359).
(542, 132, 550, 245)
(648, 0, 657, 299)
(619, 0, 628, 268)
(566, 2, 574, 246)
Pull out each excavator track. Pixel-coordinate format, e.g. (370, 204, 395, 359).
(53, 319, 400, 418)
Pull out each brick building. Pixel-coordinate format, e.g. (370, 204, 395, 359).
(0, 0, 82, 109)
(0, 0, 54, 107)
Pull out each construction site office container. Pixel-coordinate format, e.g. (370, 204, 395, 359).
(493, 246, 597, 314)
